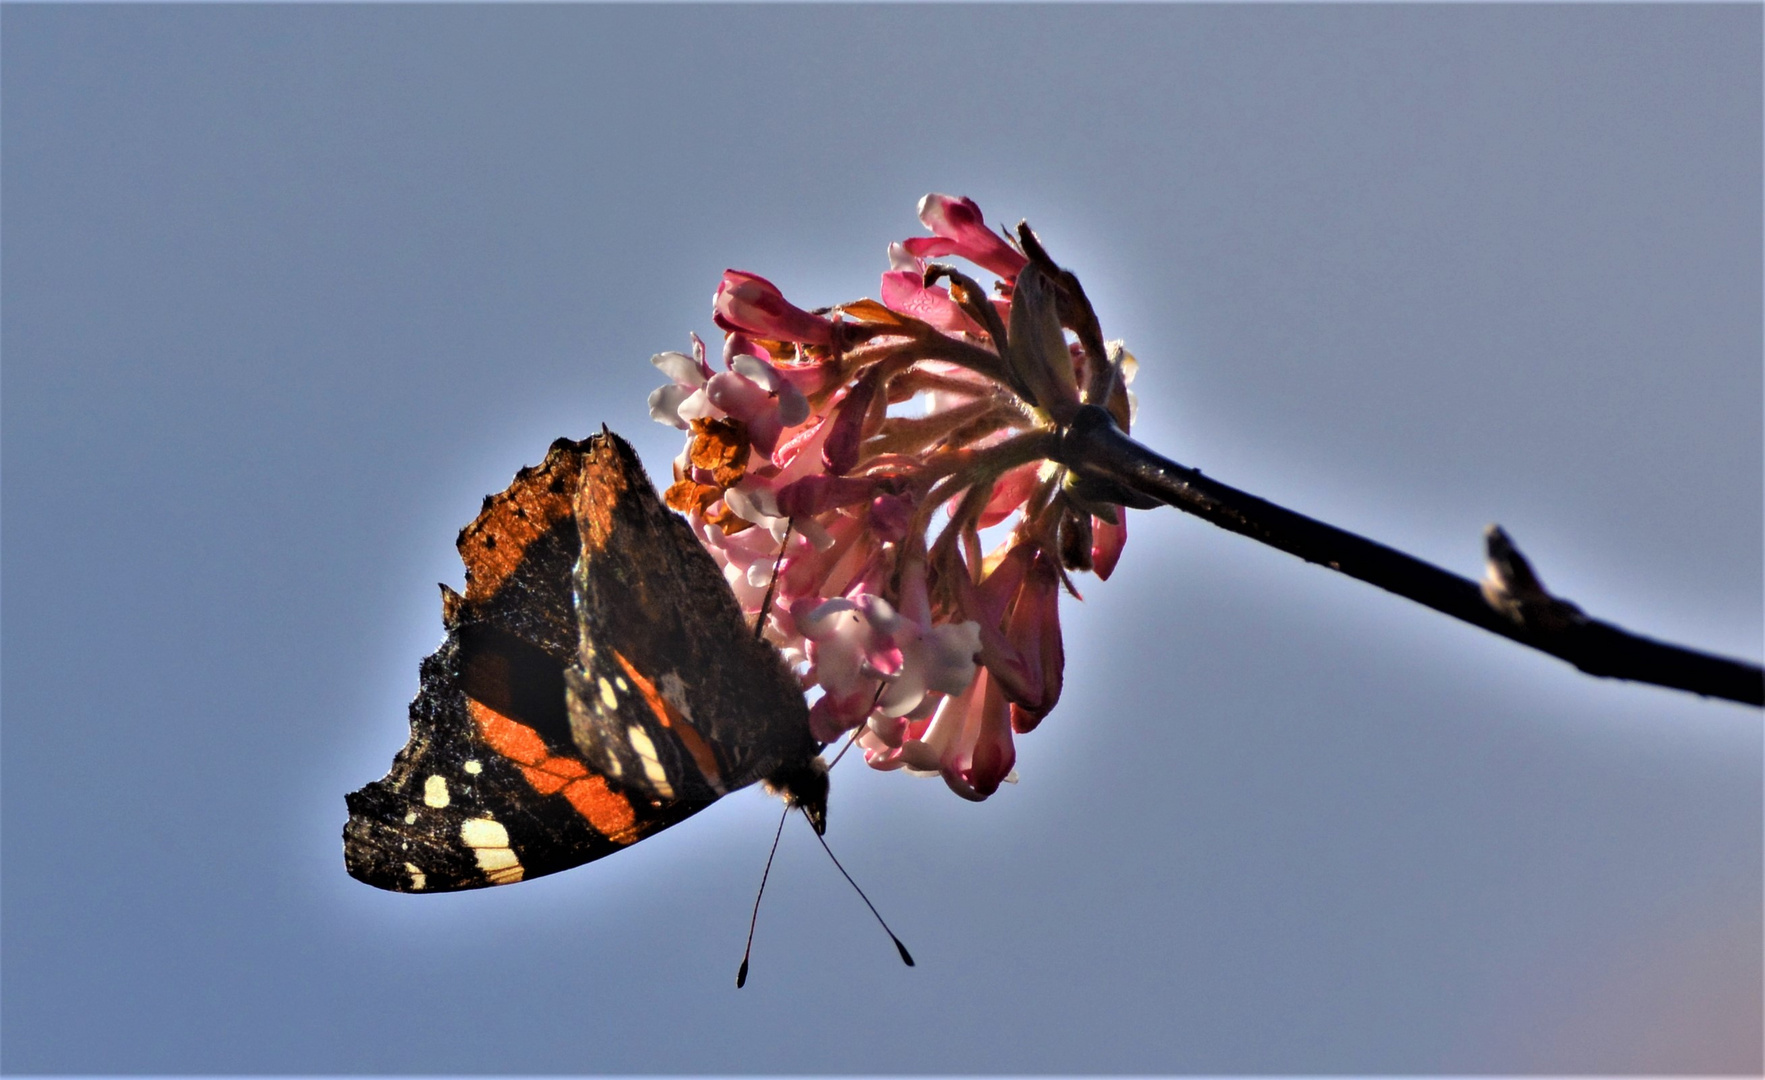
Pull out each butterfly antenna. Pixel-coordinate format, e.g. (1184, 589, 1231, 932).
(753, 516, 795, 641)
(826, 724, 864, 769)
(808, 811, 915, 970)
(826, 684, 883, 769)
(737, 802, 791, 988)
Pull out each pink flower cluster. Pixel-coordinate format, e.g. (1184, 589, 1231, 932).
(648, 195, 1136, 800)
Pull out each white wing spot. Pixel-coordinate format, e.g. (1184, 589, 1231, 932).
(459, 817, 523, 885)
(599, 676, 619, 711)
(423, 774, 450, 808)
(475, 847, 520, 873)
(463, 759, 483, 775)
(615, 675, 629, 692)
(627, 725, 673, 798)
(404, 862, 427, 891)
(460, 818, 510, 849)
(627, 725, 659, 762)
(403, 811, 417, 825)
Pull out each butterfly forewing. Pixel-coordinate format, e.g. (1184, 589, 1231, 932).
(567, 434, 817, 799)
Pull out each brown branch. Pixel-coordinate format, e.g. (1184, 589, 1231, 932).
(1054, 405, 1763, 707)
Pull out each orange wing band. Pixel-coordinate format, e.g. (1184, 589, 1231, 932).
(610, 650, 726, 791)
(467, 699, 640, 843)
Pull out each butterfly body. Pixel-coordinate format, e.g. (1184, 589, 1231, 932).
(344, 431, 821, 893)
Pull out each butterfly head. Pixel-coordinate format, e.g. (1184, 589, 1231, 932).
(763, 754, 829, 835)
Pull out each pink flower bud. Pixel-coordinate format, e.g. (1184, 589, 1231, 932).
(1092, 513, 1127, 581)
(713, 270, 836, 345)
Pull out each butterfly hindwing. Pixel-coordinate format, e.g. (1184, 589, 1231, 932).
(342, 630, 694, 892)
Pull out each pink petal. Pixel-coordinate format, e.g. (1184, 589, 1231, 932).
(809, 687, 876, 742)
(722, 332, 771, 365)
(879, 271, 985, 336)
(866, 713, 909, 748)
(1092, 513, 1127, 581)
(651, 350, 707, 387)
(647, 383, 693, 429)
(977, 461, 1042, 529)
(771, 413, 830, 472)
(704, 370, 772, 422)
(746, 411, 784, 457)
(852, 594, 905, 677)
(793, 596, 855, 641)
(771, 357, 839, 399)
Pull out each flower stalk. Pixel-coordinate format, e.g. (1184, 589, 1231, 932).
(1054, 405, 1764, 706)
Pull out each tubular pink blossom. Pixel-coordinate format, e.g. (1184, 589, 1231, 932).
(1004, 551, 1064, 733)
(776, 511, 868, 604)
(900, 194, 1028, 281)
(713, 270, 836, 345)
(777, 473, 901, 519)
(955, 543, 1041, 706)
(821, 367, 880, 476)
(909, 667, 1013, 801)
(962, 672, 1016, 799)
(899, 677, 976, 774)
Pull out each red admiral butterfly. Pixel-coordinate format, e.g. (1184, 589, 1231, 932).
(344, 430, 826, 893)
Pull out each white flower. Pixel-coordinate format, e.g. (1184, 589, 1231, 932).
(646, 349, 715, 429)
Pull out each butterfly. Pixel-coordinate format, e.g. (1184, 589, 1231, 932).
(344, 430, 825, 893)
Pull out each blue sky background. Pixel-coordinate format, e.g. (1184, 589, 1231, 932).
(4, 5, 1760, 1074)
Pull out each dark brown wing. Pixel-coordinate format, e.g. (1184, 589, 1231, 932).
(562, 432, 819, 803)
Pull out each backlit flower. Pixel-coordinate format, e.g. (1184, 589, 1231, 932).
(645, 194, 1139, 800)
